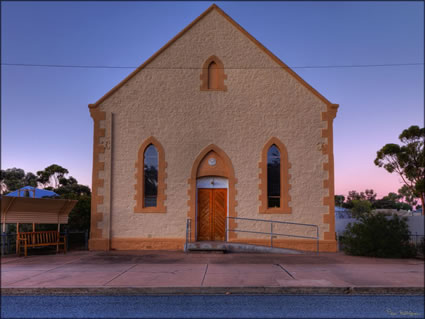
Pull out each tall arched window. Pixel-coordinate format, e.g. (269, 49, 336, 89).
(134, 137, 167, 213)
(267, 145, 280, 208)
(259, 138, 292, 214)
(143, 144, 158, 207)
(200, 55, 227, 91)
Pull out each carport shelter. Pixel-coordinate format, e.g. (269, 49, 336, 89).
(1, 196, 77, 233)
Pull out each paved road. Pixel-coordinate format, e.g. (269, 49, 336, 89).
(1, 295, 424, 318)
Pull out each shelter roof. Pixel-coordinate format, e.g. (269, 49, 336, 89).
(1, 196, 77, 224)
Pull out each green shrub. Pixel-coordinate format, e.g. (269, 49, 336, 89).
(341, 213, 416, 258)
(351, 199, 372, 218)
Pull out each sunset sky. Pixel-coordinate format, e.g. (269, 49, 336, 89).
(2, 1, 423, 199)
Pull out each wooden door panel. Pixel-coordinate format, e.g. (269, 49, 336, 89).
(213, 189, 227, 241)
(197, 189, 212, 241)
(197, 188, 227, 241)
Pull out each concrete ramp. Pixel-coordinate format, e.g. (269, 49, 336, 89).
(185, 241, 303, 254)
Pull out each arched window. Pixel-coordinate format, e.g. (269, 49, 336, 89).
(208, 62, 218, 89)
(134, 137, 167, 213)
(267, 145, 280, 208)
(143, 144, 158, 207)
(200, 55, 227, 91)
(259, 138, 292, 214)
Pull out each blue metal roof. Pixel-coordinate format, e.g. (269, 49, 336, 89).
(6, 186, 59, 198)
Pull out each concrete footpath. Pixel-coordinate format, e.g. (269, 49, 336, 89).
(1, 250, 424, 295)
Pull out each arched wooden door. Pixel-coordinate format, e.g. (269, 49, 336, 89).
(197, 188, 227, 241)
(189, 147, 235, 242)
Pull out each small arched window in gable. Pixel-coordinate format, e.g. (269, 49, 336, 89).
(208, 62, 218, 89)
(144, 144, 158, 207)
(200, 56, 227, 91)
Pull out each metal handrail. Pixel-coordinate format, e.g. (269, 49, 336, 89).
(185, 219, 192, 252)
(226, 216, 320, 254)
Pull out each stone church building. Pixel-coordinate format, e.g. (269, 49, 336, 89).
(88, 4, 339, 252)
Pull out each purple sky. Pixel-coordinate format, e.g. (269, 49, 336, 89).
(2, 1, 424, 199)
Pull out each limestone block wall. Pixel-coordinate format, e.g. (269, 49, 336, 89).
(89, 7, 337, 252)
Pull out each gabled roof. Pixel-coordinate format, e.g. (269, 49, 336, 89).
(89, 4, 334, 109)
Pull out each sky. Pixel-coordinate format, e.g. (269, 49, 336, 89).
(1, 1, 424, 199)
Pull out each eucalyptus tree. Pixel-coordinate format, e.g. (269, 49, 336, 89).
(375, 125, 424, 214)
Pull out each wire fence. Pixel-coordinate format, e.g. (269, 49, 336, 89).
(409, 233, 425, 252)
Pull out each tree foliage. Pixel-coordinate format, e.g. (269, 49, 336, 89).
(398, 184, 418, 208)
(337, 189, 413, 211)
(55, 179, 91, 198)
(334, 195, 345, 207)
(0, 168, 38, 193)
(374, 125, 425, 213)
(372, 192, 411, 210)
(342, 189, 377, 208)
(364, 189, 378, 202)
(351, 200, 372, 218)
(36, 164, 69, 188)
(346, 190, 365, 202)
(52, 175, 91, 231)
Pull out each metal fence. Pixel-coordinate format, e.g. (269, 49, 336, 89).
(409, 233, 424, 249)
(0, 233, 16, 255)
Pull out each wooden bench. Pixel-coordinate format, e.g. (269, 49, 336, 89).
(17, 231, 67, 257)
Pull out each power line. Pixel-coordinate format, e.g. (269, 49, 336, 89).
(1, 62, 424, 69)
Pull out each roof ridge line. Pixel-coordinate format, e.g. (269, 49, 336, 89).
(212, 4, 334, 106)
(89, 3, 335, 109)
(89, 4, 218, 109)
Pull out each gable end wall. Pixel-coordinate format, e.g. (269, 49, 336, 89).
(89, 9, 337, 252)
